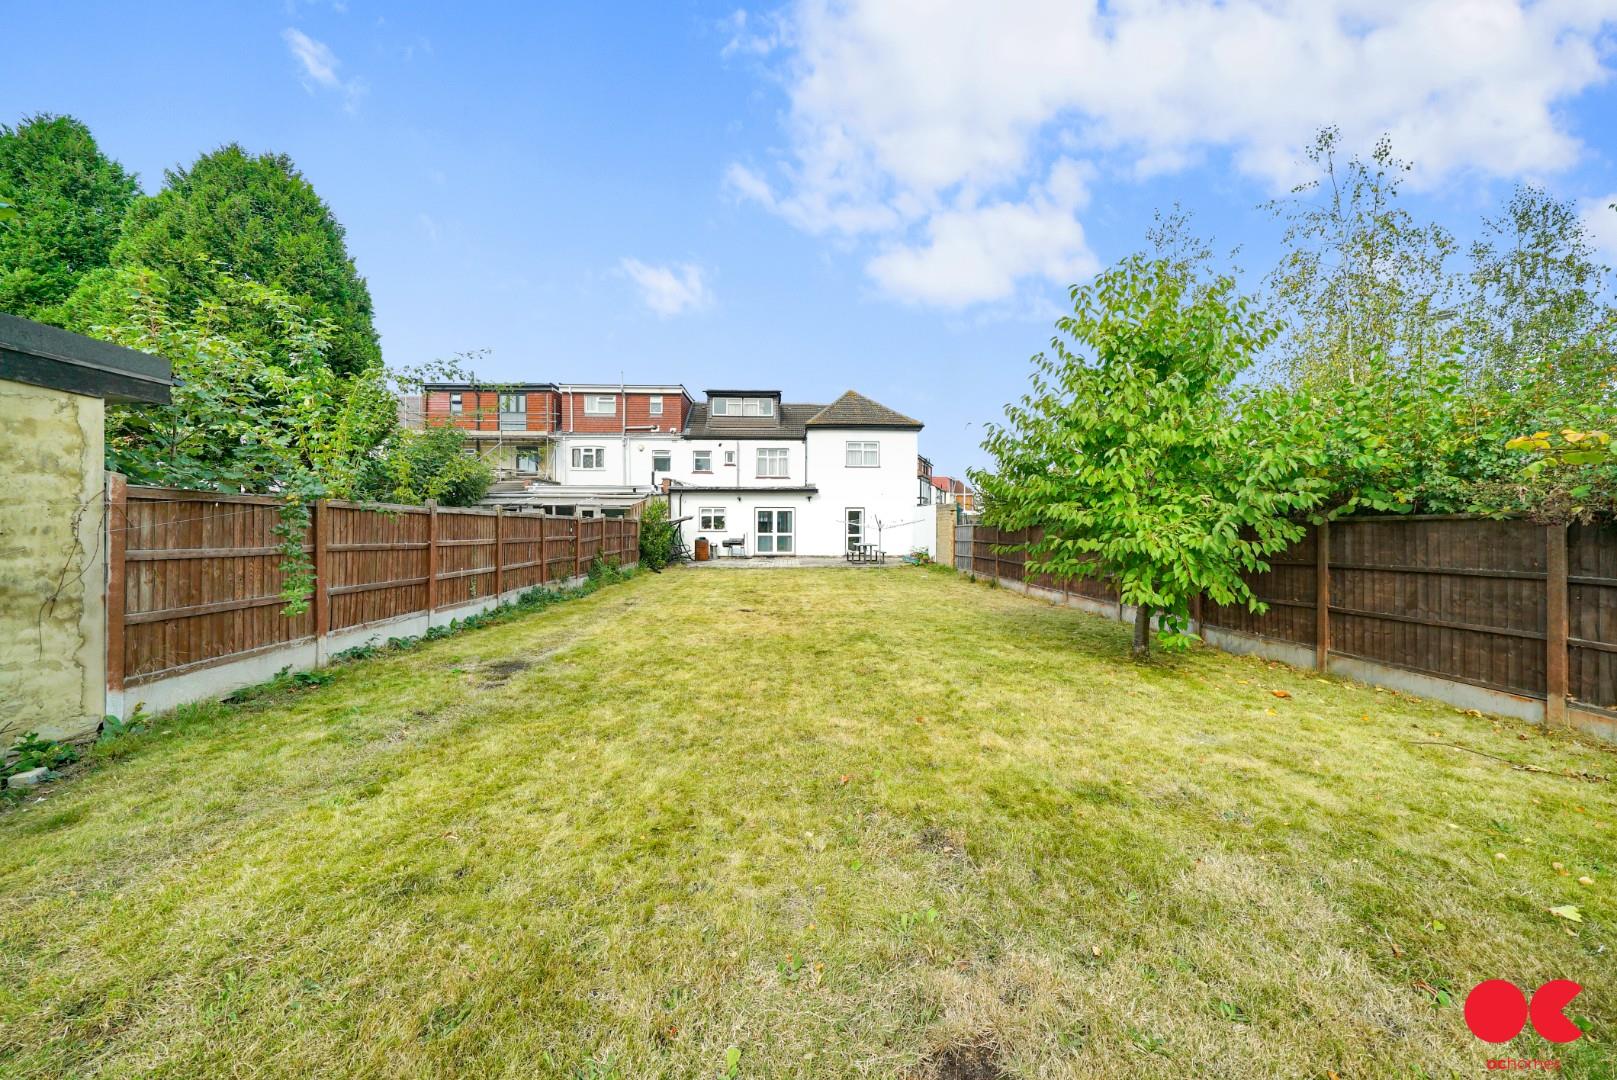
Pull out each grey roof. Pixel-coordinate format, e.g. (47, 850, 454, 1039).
(0, 312, 171, 404)
(805, 390, 922, 429)
(683, 401, 823, 439)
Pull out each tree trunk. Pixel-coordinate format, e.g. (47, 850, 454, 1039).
(1132, 605, 1151, 658)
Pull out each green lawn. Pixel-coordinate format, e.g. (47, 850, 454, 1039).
(3, 566, 1614, 1078)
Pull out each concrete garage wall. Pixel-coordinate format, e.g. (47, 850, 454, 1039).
(0, 379, 106, 743)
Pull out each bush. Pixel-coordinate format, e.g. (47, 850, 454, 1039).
(639, 499, 677, 570)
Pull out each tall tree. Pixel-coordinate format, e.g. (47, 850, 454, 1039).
(0, 114, 139, 319)
(974, 255, 1323, 656)
(1466, 184, 1616, 420)
(1264, 127, 1460, 387)
(108, 144, 381, 375)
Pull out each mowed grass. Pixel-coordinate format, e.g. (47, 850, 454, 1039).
(2, 567, 1614, 1079)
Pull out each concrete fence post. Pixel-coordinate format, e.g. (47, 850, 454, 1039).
(1546, 524, 1569, 728)
(105, 472, 127, 696)
(1315, 520, 1331, 672)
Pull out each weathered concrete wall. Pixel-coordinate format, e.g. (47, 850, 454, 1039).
(0, 379, 105, 744)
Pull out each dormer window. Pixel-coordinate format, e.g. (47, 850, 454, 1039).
(711, 396, 774, 418)
(449, 392, 463, 415)
(584, 394, 617, 416)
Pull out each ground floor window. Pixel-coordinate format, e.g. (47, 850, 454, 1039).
(516, 445, 540, 472)
(756, 507, 794, 554)
(845, 507, 864, 551)
(700, 507, 727, 531)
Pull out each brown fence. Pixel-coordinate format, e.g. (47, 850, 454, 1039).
(954, 516, 1617, 727)
(106, 478, 640, 689)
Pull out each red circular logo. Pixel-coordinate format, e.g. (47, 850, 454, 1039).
(1465, 980, 1528, 1043)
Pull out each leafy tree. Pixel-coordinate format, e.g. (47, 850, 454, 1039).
(1264, 127, 1461, 387)
(974, 254, 1323, 656)
(356, 423, 494, 507)
(0, 114, 139, 319)
(106, 144, 380, 376)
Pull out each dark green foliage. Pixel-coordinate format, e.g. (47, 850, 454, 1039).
(638, 499, 677, 570)
(3, 732, 80, 780)
(107, 143, 380, 376)
(0, 114, 139, 318)
(355, 422, 494, 507)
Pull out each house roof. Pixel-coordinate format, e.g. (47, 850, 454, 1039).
(0, 313, 171, 404)
(805, 390, 922, 430)
(683, 401, 823, 439)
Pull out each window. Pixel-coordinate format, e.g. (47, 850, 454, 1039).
(499, 393, 526, 413)
(699, 507, 726, 531)
(692, 449, 713, 472)
(756, 447, 789, 477)
(846, 440, 880, 467)
(583, 394, 616, 416)
(449, 392, 463, 415)
(648, 395, 664, 416)
(571, 446, 605, 469)
(711, 396, 774, 417)
(724, 449, 737, 466)
(652, 450, 671, 472)
(516, 446, 539, 473)
(755, 508, 794, 554)
(846, 508, 864, 552)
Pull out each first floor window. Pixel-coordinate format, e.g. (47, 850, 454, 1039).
(756, 447, 789, 477)
(584, 394, 616, 416)
(693, 449, 713, 472)
(699, 507, 726, 531)
(652, 450, 671, 472)
(499, 393, 526, 414)
(846, 440, 880, 467)
(572, 446, 605, 469)
(723, 449, 736, 466)
(649, 395, 664, 416)
(449, 392, 463, 415)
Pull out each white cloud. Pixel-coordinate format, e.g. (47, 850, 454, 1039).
(282, 28, 366, 111)
(1582, 193, 1617, 259)
(728, 1, 1617, 306)
(620, 259, 713, 316)
(867, 159, 1097, 306)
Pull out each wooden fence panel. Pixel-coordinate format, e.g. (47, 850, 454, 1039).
(112, 483, 641, 686)
(119, 488, 313, 686)
(325, 502, 430, 633)
(1204, 528, 1319, 645)
(435, 508, 498, 610)
(1569, 521, 1617, 709)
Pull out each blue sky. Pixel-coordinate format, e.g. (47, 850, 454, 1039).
(11, 2, 1617, 474)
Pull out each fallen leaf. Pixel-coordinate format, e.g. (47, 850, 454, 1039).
(1553, 861, 1565, 871)
(1548, 905, 1583, 923)
(1494, 852, 1507, 861)
(1578, 876, 1594, 886)
(1091, 945, 1102, 958)
(1270, 689, 1292, 699)
(1391, 943, 1404, 958)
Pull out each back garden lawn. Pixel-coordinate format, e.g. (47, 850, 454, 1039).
(2, 566, 1613, 1078)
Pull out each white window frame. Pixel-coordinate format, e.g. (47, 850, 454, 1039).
(846, 440, 880, 468)
(583, 394, 617, 416)
(449, 392, 463, 416)
(711, 396, 775, 417)
(846, 507, 865, 551)
(723, 449, 737, 466)
(648, 395, 664, 416)
(756, 447, 789, 478)
(571, 445, 605, 470)
(755, 507, 795, 554)
(699, 507, 727, 532)
(651, 449, 671, 473)
(692, 449, 713, 472)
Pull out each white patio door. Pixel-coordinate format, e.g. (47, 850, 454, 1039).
(755, 508, 794, 554)
(845, 508, 864, 552)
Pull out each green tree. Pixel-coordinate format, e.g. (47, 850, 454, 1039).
(1264, 127, 1460, 387)
(107, 144, 380, 375)
(974, 255, 1323, 656)
(356, 423, 494, 507)
(0, 114, 139, 319)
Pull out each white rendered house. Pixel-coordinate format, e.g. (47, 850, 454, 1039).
(662, 389, 926, 558)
